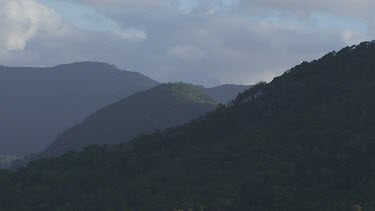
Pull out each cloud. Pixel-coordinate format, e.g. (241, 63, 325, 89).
(113, 28, 147, 41)
(0, 0, 68, 51)
(1, 0, 375, 86)
(95, 6, 354, 85)
(58, 0, 375, 18)
(238, 0, 375, 17)
(167, 45, 206, 60)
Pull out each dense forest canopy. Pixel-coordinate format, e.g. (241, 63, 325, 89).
(1, 41, 375, 210)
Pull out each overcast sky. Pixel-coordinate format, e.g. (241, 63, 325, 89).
(1, 0, 374, 86)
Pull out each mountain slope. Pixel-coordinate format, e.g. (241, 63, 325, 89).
(2, 42, 375, 210)
(0, 61, 159, 154)
(42, 83, 217, 156)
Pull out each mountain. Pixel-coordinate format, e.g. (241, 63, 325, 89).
(0, 61, 159, 154)
(42, 83, 217, 156)
(0, 60, 248, 155)
(203, 84, 251, 103)
(3, 41, 375, 210)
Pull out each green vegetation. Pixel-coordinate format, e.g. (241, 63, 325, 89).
(2, 41, 375, 210)
(42, 83, 217, 156)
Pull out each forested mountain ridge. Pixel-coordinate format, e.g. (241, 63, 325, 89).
(2, 41, 375, 210)
(0, 60, 247, 155)
(0, 61, 159, 153)
(42, 83, 218, 156)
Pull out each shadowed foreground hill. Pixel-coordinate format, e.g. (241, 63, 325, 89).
(0, 62, 158, 153)
(2, 41, 375, 210)
(42, 83, 217, 156)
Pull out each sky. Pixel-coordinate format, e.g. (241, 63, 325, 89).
(0, 0, 375, 86)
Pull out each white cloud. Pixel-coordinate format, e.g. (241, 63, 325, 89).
(0, 0, 68, 51)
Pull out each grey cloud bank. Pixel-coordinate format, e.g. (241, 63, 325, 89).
(0, 0, 374, 86)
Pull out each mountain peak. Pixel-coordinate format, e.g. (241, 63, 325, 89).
(52, 61, 120, 71)
(156, 82, 217, 105)
(331, 40, 375, 57)
(42, 82, 218, 156)
(0, 62, 158, 153)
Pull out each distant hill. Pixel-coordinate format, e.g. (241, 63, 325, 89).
(0, 61, 159, 154)
(2, 41, 375, 210)
(203, 84, 251, 103)
(42, 83, 217, 156)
